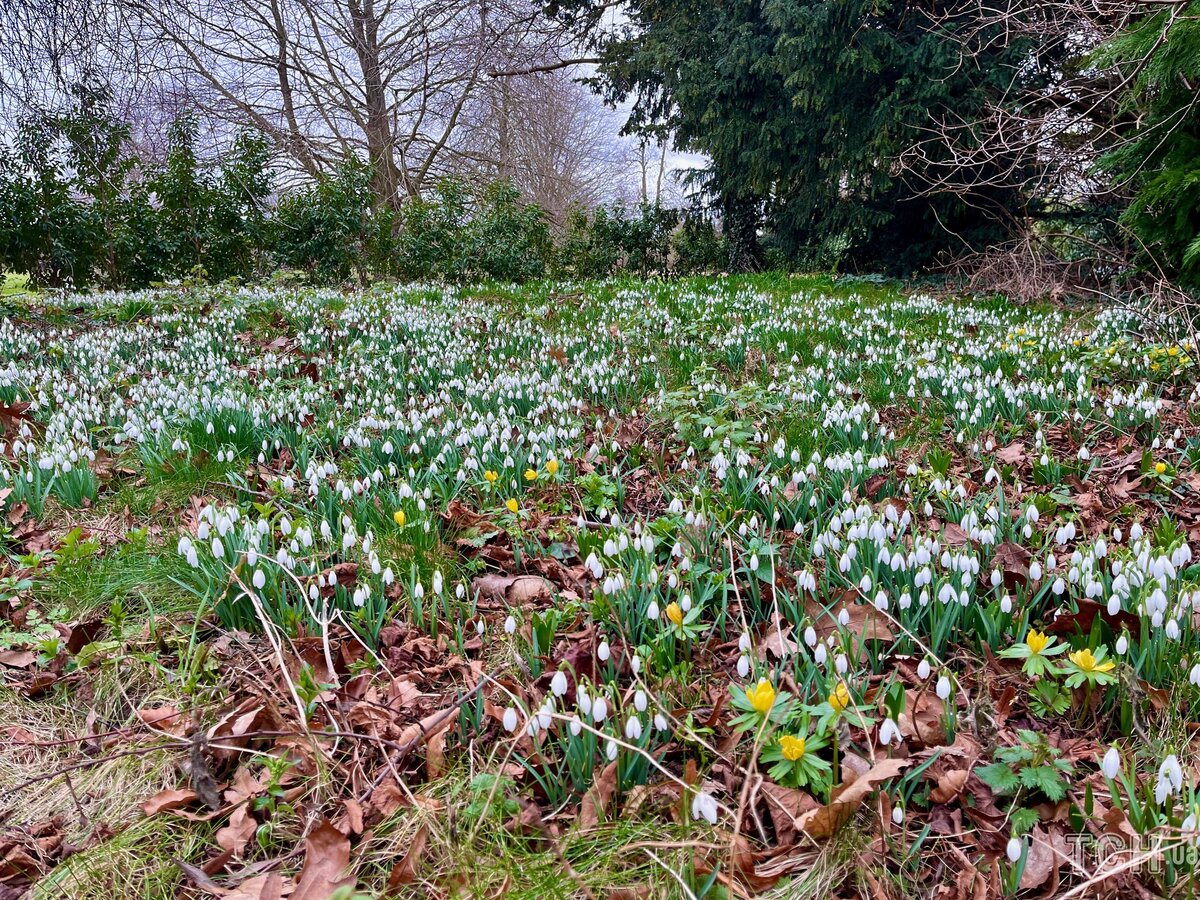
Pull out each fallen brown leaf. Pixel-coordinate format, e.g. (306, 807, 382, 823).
(797, 757, 911, 839)
(141, 789, 199, 817)
(292, 820, 354, 900)
(578, 761, 618, 832)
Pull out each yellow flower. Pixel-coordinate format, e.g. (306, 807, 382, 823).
(524, 468, 538, 482)
(505, 498, 519, 514)
(745, 679, 776, 714)
(828, 682, 851, 713)
(483, 470, 498, 484)
(546, 458, 559, 476)
(779, 734, 807, 761)
(1069, 648, 1114, 674)
(392, 509, 406, 527)
(1026, 629, 1049, 655)
(1155, 462, 1167, 475)
(665, 601, 683, 627)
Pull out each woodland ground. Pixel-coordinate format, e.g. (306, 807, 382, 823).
(0, 275, 1198, 899)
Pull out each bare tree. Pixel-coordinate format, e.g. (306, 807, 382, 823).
(1, 0, 585, 208)
(900, 0, 1190, 205)
(460, 67, 637, 224)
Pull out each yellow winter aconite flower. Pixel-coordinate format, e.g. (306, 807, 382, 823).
(746, 679, 776, 714)
(1069, 648, 1115, 674)
(505, 498, 519, 514)
(828, 682, 851, 713)
(1155, 462, 1167, 474)
(1026, 629, 1050, 655)
(780, 734, 807, 761)
(546, 458, 559, 476)
(483, 470, 498, 483)
(524, 468, 538, 481)
(392, 509, 406, 527)
(665, 601, 683, 626)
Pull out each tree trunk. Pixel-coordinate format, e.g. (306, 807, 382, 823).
(349, 0, 401, 211)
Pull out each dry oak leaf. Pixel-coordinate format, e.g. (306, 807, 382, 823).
(805, 592, 895, 644)
(140, 789, 199, 817)
(899, 690, 947, 747)
(0, 650, 34, 668)
(292, 820, 354, 900)
(578, 761, 619, 832)
(797, 756, 911, 839)
(216, 805, 258, 858)
(1019, 826, 1058, 890)
(760, 781, 821, 846)
(137, 705, 188, 736)
(471, 573, 553, 606)
(995, 442, 1027, 466)
(225, 873, 288, 900)
(386, 823, 429, 889)
(929, 769, 970, 805)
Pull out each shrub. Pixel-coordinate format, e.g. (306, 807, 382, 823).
(271, 160, 396, 284)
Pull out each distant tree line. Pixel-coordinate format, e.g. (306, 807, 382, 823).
(2, 0, 1197, 297)
(0, 84, 724, 289)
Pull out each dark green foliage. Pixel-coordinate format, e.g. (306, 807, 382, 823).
(0, 86, 272, 289)
(0, 82, 132, 289)
(671, 209, 728, 273)
(570, 0, 1037, 274)
(271, 160, 395, 284)
(394, 180, 552, 283)
(152, 117, 272, 282)
(0, 81, 725, 290)
(1095, 2, 1200, 288)
(555, 203, 680, 277)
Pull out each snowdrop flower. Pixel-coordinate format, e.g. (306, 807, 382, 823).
(502, 707, 519, 732)
(592, 696, 608, 722)
(606, 740, 618, 761)
(879, 718, 900, 746)
(936, 675, 952, 700)
(691, 790, 718, 825)
(504, 615, 517, 634)
(1101, 747, 1121, 780)
(737, 654, 750, 678)
(1156, 755, 1183, 804)
(551, 670, 569, 697)
(634, 690, 647, 712)
(891, 805, 904, 824)
(625, 715, 643, 740)
(598, 641, 610, 662)
(917, 659, 932, 680)
(252, 569, 266, 590)
(1006, 837, 1023, 863)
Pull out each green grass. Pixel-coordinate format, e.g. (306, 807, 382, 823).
(2, 272, 34, 297)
